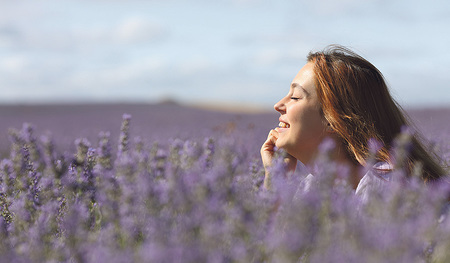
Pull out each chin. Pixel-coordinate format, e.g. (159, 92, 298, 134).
(275, 140, 285, 150)
(276, 143, 293, 155)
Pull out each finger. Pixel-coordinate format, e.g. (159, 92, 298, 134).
(262, 137, 275, 151)
(266, 129, 279, 140)
(262, 135, 278, 153)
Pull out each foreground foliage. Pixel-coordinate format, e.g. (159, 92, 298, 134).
(0, 115, 449, 262)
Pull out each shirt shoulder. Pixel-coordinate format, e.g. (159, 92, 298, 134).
(355, 162, 393, 201)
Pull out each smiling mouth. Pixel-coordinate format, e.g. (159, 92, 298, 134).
(278, 122, 290, 128)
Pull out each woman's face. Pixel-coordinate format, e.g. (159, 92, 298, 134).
(274, 62, 328, 164)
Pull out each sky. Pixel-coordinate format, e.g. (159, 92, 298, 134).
(1, 0, 449, 109)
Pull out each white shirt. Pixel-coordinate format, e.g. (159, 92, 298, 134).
(300, 162, 392, 201)
(355, 162, 392, 203)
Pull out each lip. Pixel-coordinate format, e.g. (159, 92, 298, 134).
(277, 127, 289, 133)
(278, 118, 289, 124)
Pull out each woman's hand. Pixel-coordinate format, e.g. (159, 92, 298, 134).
(261, 128, 279, 171)
(261, 128, 297, 189)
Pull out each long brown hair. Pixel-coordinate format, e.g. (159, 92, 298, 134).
(307, 45, 445, 182)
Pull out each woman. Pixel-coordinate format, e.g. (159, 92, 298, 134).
(261, 45, 445, 191)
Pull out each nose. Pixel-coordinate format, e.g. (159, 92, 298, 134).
(274, 99, 286, 114)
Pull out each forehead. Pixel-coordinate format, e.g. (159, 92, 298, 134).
(291, 62, 316, 94)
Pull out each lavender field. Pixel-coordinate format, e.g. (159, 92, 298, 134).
(0, 103, 449, 262)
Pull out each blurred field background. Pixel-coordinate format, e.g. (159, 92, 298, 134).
(1, 103, 449, 159)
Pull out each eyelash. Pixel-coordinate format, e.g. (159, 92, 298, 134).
(290, 97, 300, 101)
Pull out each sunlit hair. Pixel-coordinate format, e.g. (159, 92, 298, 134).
(307, 45, 445, 182)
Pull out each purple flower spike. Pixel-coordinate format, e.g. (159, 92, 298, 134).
(0, 107, 447, 261)
(117, 114, 132, 159)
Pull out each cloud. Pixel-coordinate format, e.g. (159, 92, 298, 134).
(0, 25, 21, 48)
(67, 56, 169, 89)
(178, 57, 214, 76)
(0, 55, 29, 74)
(302, 0, 370, 15)
(115, 16, 168, 44)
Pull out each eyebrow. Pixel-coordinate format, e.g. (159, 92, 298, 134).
(290, 83, 309, 96)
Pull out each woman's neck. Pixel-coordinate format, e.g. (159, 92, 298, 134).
(332, 140, 363, 189)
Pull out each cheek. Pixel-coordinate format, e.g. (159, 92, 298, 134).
(293, 112, 326, 140)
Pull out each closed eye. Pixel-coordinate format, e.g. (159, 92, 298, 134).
(290, 97, 301, 101)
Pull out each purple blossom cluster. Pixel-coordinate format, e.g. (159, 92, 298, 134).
(0, 113, 449, 262)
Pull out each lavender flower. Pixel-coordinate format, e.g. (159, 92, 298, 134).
(74, 138, 91, 166)
(201, 137, 215, 169)
(97, 131, 113, 170)
(0, 112, 447, 262)
(117, 114, 131, 159)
